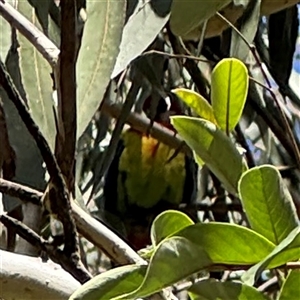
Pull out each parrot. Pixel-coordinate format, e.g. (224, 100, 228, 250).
(103, 95, 198, 250)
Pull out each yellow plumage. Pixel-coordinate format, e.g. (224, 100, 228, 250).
(117, 129, 186, 211)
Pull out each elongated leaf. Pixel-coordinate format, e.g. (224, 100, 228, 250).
(77, 0, 125, 138)
(69, 265, 147, 300)
(111, 0, 170, 78)
(238, 165, 298, 245)
(0, 0, 13, 61)
(278, 270, 300, 300)
(116, 223, 274, 299)
(150, 210, 194, 246)
(188, 279, 268, 300)
(173, 88, 217, 124)
(170, 0, 231, 38)
(230, 0, 261, 61)
(171, 116, 247, 195)
(211, 58, 248, 134)
(17, 1, 56, 151)
(2, 47, 46, 211)
(242, 226, 300, 285)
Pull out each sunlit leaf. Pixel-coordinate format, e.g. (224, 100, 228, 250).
(278, 270, 300, 300)
(242, 226, 300, 285)
(211, 58, 248, 134)
(173, 88, 217, 124)
(77, 0, 125, 138)
(150, 210, 194, 246)
(69, 265, 146, 300)
(17, 1, 56, 151)
(112, 1, 170, 78)
(115, 223, 274, 299)
(239, 165, 298, 245)
(171, 116, 247, 195)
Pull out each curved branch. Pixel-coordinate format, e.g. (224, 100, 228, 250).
(0, 249, 80, 300)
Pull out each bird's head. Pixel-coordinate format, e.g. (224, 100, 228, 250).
(143, 93, 185, 130)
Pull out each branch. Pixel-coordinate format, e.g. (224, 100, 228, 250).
(0, 1, 59, 68)
(0, 213, 92, 283)
(0, 1, 192, 158)
(0, 249, 80, 300)
(56, 0, 77, 190)
(0, 178, 145, 266)
(101, 100, 192, 156)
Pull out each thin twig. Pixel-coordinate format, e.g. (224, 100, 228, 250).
(216, 11, 300, 169)
(89, 81, 140, 201)
(0, 213, 92, 284)
(101, 100, 192, 155)
(0, 1, 59, 67)
(142, 50, 210, 63)
(250, 77, 300, 167)
(0, 178, 145, 266)
(0, 60, 78, 256)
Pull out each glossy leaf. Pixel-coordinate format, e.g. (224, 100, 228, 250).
(116, 236, 213, 299)
(115, 223, 274, 299)
(17, 0, 56, 151)
(77, 0, 125, 138)
(173, 88, 217, 124)
(189, 279, 268, 300)
(171, 116, 247, 195)
(175, 223, 274, 265)
(242, 226, 300, 285)
(112, 1, 170, 78)
(278, 270, 300, 300)
(239, 165, 298, 245)
(150, 210, 194, 246)
(170, 0, 231, 38)
(69, 265, 146, 300)
(211, 58, 248, 134)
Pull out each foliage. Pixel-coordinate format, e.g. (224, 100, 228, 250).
(0, 1, 300, 300)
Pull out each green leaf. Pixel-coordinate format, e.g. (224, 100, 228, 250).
(278, 270, 300, 300)
(211, 58, 248, 134)
(242, 226, 300, 286)
(238, 165, 298, 245)
(1, 52, 46, 212)
(150, 210, 194, 246)
(17, 0, 56, 151)
(169, 0, 231, 38)
(77, 0, 125, 139)
(112, 1, 170, 78)
(115, 223, 274, 299)
(193, 151, 204, 167)
(230, 0, 261, 61)
(175, 223, 274, 265)
(69, 265, 147, 300)
(172, 88, 217, 124)
(0, 0, 13, 61)
(171, 116, 247, 195)
(188, 279, 269, 300)
(116, 236, 213, 299)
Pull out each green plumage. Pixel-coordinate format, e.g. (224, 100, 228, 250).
(117, 129, 186, 210)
